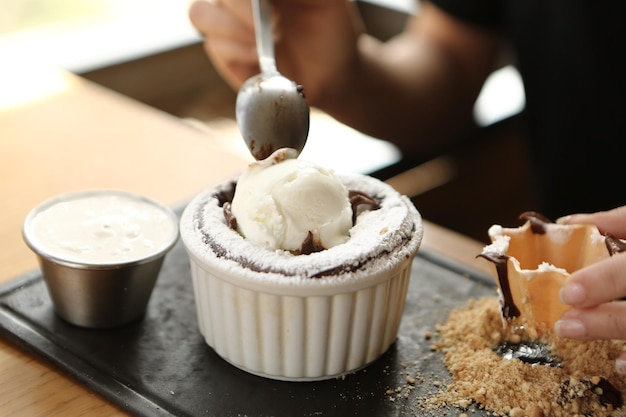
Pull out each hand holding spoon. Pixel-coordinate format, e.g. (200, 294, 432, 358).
(235, 0, 310, 160)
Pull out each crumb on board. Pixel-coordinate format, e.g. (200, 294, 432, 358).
(425, 297, 626, 417)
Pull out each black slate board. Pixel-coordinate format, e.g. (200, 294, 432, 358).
(0, 216, 497, 417)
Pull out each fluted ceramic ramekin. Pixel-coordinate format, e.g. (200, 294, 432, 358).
(180, 173, 422, 380)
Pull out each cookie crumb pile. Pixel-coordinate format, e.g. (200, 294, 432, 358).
(428, 297, 626, 417)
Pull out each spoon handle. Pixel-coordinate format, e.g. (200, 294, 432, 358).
(252, 0, 278, 75)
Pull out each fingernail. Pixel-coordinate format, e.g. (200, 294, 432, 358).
(616, 359, 626, 376)
(559, 283, 586, 305)
(554, 319, 587, 338)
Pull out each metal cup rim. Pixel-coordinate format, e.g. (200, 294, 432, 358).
(22, 189, 179, 269)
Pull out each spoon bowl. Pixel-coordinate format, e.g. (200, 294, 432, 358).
(236, 73, 309, 160)
(235, 0, 310, 160)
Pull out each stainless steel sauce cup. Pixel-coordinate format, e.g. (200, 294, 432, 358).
(22, 190, 179, 328)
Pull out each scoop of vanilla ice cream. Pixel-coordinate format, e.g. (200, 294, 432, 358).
(231, 149, 353, 252)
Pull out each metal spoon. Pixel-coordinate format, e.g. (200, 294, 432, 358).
(235, 0, 310, 160)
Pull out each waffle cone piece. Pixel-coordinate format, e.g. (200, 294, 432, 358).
(479, 212, 624, 336)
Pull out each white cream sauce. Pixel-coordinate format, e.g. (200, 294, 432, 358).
(27, 193, 177, 264)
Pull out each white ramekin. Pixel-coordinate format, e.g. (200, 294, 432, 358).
(180, 173, 422, 380)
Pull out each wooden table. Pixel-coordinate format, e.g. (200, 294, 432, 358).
(0, 63, 489, 416)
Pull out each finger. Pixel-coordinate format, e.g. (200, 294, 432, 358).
(557, 205, 626, 238)
(189, 0, 254, 41)
(554, 302, 626, 340)
(205, 38, 259, 87)
(559, 252, 626, 308)
(219, 0, 254, 29)
(189, 0, 258, 88)
(189, 1, 217, 35)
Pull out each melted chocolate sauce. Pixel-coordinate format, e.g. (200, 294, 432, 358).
(223, 202, 237, 230)
(213, 182, 381, 255)
(558, 377, 623, 409)
(495, 340, 561, 367)
(216, 182, 238, 229)
(606, 233, 626, 256)
(300, 231, 325, 255)
(478, 251, 521, 319)
(214, 181, 237, 207)
(519, 211, 551, 234)
(594, 378, 624, 409)
(349, 190, 380, 225)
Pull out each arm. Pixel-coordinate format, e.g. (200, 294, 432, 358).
(320, 2, 502, 155)
(189, 0, 501, 155)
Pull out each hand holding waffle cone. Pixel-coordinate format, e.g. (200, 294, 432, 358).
(479, 206, 626, 375)
(555, 206, 626, 375)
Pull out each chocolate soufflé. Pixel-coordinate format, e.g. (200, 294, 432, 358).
(180, 172, 422, 380)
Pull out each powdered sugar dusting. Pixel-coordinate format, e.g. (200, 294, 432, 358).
(544, 223, 574, 245)
(482, 233, 510, 255)
(180, 173, 422, 285)
(487, 224, 504, 238)
(591, 229, 605, 246)
(537, 261, 568, 274)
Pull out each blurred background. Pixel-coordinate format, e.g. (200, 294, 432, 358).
(1, 0, 532, 243)
(1, 0, 152, 34)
